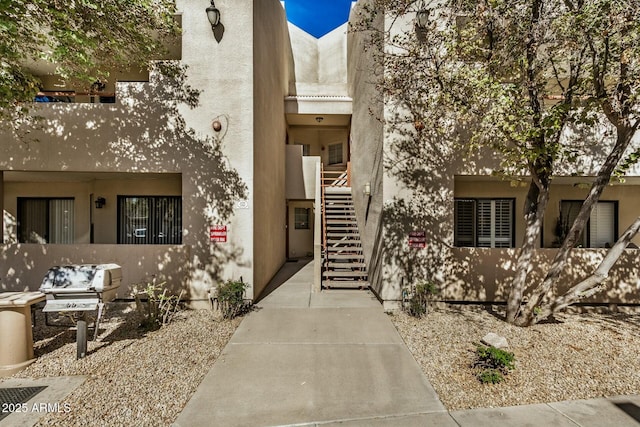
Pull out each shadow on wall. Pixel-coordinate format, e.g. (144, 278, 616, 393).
(0, 62, 248, 300)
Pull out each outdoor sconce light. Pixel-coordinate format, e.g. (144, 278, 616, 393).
(364, 182, 371, 197)
(415, 9, 430, 29)
(315, 116, 324, 123)
(95, 197, 106, 209)
(206, 1, 221, 29)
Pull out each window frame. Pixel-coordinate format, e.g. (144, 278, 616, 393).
(559, 200, 618, 248)
(454, 198, 516, 248)
(17, 197, 75, 244)
(327, 143, 343, 165)
(294, 207, 310, 230)
(117, 195, 182, 245)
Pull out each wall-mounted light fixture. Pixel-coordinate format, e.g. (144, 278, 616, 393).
(415, 8, 430, 29)
(364, 182, 371, 197)
(95, 197, 106, 209)
(206, 0, 221, 29)
(315, 116, 324, 123)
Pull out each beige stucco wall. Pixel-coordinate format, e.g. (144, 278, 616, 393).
(252, 0, 290, 299)
(347, 0, 386, 302)
(0, 0, 293, 303)
(0, 244, 189, 298)
(443, 248, 640, 304)
(285, 146, 319, 200)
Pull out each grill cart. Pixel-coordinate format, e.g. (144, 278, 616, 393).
(39, 264, 122, 359)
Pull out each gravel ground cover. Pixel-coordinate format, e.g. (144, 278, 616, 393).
(391, 305, 640, 410)
(4, 303, 241, 426)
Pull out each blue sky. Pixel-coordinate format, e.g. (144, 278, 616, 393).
(285, 0, 355, 38)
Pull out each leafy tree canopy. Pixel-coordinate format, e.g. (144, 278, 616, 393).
(0, 0, 180, 117)
(362, 0, 640, 325)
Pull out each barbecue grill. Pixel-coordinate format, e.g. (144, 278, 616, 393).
(39, 264, 122, 359)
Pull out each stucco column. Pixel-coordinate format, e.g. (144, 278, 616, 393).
(0, 171, 3, 244)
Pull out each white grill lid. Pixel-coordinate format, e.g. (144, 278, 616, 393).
(39, 264, 122, 293)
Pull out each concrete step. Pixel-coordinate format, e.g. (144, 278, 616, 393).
(323, 272, 368, 279)
(326, 262, 367, 268)
(325, 226, 358, 230)
(327, 239, 361, 244)
(326, 219, 357, 224)
(323, 280, 369, 289)
(327, 254, 365, 260)
(327, 232, 359, 237)
(326, 246, 362, 252)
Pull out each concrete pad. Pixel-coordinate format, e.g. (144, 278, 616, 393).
(449, 403, 579, 427)
(320, 412, 459, 426)
(310, 291, 381, 308)
(0, 376, 86, 427)
(174, 343, 445, 427)
(231, 308, 403, 344)
(549, 396, 640, 426)
(257, 283, 311, 308)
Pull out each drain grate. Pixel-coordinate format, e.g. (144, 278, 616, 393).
(0, 386, 47, 421)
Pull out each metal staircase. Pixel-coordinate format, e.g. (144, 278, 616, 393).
(321, 165, 369, 289)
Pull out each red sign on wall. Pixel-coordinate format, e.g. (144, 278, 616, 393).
(408, 231, 426, 248)
(210, 225, 227, 243)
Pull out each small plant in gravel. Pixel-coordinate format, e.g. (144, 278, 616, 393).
(132, 279, 184, 329)
(403, 280, 439, 318)
(217, 279, 250, 319)
(473, 344, 515, 384)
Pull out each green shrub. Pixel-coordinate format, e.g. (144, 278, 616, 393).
(132, 280, 184, 329)
(404, 281, 439, 318)
(218, 279, 249, 319)
(473, 344, 515, 384)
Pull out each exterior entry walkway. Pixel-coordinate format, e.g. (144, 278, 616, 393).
(175, 260, 640, 427)
(174, 260, 451, 426)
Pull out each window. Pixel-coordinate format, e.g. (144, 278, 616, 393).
(454, 198, 514, 248)
(118, 196, 182, 244)
(328, 143, 343, 165)
(559, 201, 617, 248)
(294, 208, 310, 229)
(18, 198, 75, 243)
(296, 143, 310, 156)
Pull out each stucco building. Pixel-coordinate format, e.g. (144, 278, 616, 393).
(1, 0, 639, 309)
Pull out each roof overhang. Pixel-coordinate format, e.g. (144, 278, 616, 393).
(285, 95, 352, 115)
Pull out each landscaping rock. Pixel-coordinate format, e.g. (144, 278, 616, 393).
(481, 332, 509, 349)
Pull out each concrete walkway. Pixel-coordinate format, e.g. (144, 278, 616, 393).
(175, 260, 640, 427)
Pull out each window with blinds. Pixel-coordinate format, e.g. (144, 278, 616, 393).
(454, 198, 514, 248)
(18, 198, 75, 244)
(294, 207, 310, 229)
(560, 200, 617, 248)
(118, 196, 182, 244)
(328, 143, 343, 165)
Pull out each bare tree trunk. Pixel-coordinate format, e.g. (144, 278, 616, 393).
(515, 127, 636, 326)
(533, 216, 640, 321)
(506, 180, 549, 322)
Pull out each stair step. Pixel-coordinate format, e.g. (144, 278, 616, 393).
(327, 239, 361, 244)
(326, 215, 356, 219)
(323, 271, 368, 277)
(326, 220, 357, 225)
(327, 254, 364, 260)
(327, 262, 366, 268)
(327, 246, 362, 252)
(323, 280, 369, 289)
(325, 225, 358, 230)
(327, 232, 359, 237)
